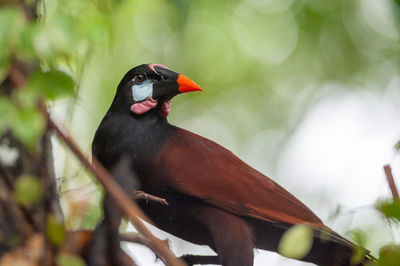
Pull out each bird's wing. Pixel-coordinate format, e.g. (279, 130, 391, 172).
(159, 127, 327, 229)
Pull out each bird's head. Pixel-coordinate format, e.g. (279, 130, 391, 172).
(114, 64, 201, 117)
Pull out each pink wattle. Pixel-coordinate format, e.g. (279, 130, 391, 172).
(159, 100, 171, 117)
(130, 97, 158, 115)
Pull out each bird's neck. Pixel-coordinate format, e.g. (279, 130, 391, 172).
(97, 107, 172, 165)
(130, 108, 169, 127)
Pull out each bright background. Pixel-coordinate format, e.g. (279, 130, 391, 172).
(40, 0, 400, 265)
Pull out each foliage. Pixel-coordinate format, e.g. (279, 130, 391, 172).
(12, 108, 45, 151)
(278, 224, 313, 259)
(379, 244, 400, 266)
(56, 254, 85, 266)
(373, 198, 400, 265)
(347, 229, 368, 265)
(395, 140, 400, 152)
(46, 215, 66, 246)
(14, 175, 43, 205)
(377, 199, 400, 222)
(27, 70, 74, 100)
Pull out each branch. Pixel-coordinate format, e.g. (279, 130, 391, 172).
(384, 165, 399, 200)
(120, 232, 149, 246)
(38, 102, 186, 266)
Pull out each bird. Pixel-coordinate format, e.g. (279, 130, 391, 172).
(92, 64, 373, 266)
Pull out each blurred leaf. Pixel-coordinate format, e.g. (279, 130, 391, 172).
(0, 7, 23, 82)
(14, 175, 43, 206)
(77, 11, 110, 46)
(79, 199, 102, 229)
(346, 229, 370, 264)
(278, 224, 313, 259)
(28, 70, 75, 100)
(17, 22, 41, 59)
(348, 228, 367, 246)
(351, 246, 367, 265)
(376, 199, 400, 222)
(379, 244, 400, 266)
(34, 13, 75, 59)
(0, 7, 23, 48)
(12, 108, 45, 151)
(12, 87, 40, 108)
(47, 215, 65, 246)
(0, 97, 14, 134)
(394, 140, 400, 152)
(56, 254, 86, 266)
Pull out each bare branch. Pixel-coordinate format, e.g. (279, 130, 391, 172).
(384, 165, 399, 200)
(120, 232, 149, 246)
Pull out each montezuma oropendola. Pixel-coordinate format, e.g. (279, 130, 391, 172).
(92, 64, 373, 266)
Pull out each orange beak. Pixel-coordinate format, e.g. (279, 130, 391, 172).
(177, 74, 202, 93)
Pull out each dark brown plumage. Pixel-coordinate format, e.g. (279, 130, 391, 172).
(92, 64, 373, 266)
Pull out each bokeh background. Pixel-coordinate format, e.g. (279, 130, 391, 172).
(9, 0, 398, 264)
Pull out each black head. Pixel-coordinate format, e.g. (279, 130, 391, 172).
(112, 64, 201, 117)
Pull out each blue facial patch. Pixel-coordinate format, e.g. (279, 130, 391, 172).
(132, 79, 153, 102)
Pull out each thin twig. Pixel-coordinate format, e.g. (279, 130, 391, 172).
(38, 102, 186, 266)
(134, 190, 169, 205)
(120, 232, 170, 263)
(384, 165, 399, 200)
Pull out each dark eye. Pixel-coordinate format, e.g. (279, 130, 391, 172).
(161, 75, 168, 81)
(135, 74, 145, 84)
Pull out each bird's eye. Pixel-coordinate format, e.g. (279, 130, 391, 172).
(161, 75, 168, 81)
(135, 74, 146, 85)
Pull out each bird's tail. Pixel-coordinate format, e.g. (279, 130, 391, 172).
(298, 227, 377, 266)
(252, 220, 376, 266)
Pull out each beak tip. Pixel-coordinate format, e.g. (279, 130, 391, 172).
(177, 74, 202, 93)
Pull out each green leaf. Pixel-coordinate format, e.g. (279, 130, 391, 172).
(376, 199, 400, 222)
(379, 244, 400, 266)
(12, 108, 45, 151)
(347, 228, 368, 264)
(12, 87, 40, 108)
(278, 224, 313, 259)
(77, 11, 110, 46)
(46, 215, 65, 246)
(394, 140, 400, 152)
(27, 70, 75, 100)
(0, 7, 23, 48)
(351, 246, 367, 265)
(348, 228, 367, 246)
(34, 13, 75, 59)
(17, 22, 41, 60)
(56, 254, 86, 266)
(14, 175, 43, 206)
(0, 97, 14, 134)
(0, 7, 23, 82)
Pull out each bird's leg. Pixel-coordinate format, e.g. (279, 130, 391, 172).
(133, 190, 169, 205)
(195, 206, 255, 266)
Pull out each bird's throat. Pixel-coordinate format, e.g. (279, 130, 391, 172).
(130, 97, 171, 117)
